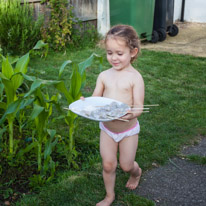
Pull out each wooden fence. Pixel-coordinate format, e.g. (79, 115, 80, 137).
(23, 0, 97, 29)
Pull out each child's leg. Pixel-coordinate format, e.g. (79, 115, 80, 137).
(96, 130, 118, 206)
(119, 134, 142, 190)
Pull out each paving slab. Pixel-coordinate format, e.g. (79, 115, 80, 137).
(141, 22, 206, 58)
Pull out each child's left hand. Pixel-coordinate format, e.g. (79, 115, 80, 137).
(121, 109, 142, 120)
(121, 111, 134, 120)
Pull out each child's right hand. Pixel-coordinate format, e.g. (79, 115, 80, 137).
(80, 96, 85, 101)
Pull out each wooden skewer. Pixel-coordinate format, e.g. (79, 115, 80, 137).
(131, 104, 159, 107)
(130, 107, 150, 110)
(63, 107, 81, 113)
(63, 107, 70, 110)
(127, 111, 150, 113)
(114, 118, 129, 122)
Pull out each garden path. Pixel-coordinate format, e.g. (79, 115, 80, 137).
(135, 137, 206, 206)
(141, 22, 206, 58)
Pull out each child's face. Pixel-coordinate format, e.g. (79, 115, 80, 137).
(106, 37, 136, 71)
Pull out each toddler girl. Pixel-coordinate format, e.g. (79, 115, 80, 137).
(93, 24, 145, 206)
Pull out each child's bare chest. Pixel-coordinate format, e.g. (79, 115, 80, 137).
(105, 77, 132, 93)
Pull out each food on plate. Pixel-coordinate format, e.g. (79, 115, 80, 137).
(80, 101, 130, 120)
(68, 97, 131, 121)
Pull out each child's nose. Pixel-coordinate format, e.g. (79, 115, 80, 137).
(111, 54, 117, 60)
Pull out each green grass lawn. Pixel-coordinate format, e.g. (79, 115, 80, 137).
(17, 46, 206, 206)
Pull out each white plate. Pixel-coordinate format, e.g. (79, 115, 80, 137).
(68, 97, 130, 122)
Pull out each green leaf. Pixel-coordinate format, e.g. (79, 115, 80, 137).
(35, 88, 46, 107)
(81, 71, 86, 89)
(0, 99, 22, 125)
(24, 79, 60, 97)
(1, 55, 14, 79)
(47, 129, 56, 139)
(29, 104, 45, 120)
(0, 76, 15, 104)
(0, 102, 6, 110)
(0, 82, 4, 98)
(40, 79, 61, 86)
(8, 56, 19, 65)
(32, 40, 49, 57)
(23, 77, 60, 98)
(33, 40, 48, 50)
(13, 53, 30, 90)
(59, 60, 72, 78)
(17, 142, 38, 158)
(78, 53, 103, 75)
(55, 81, 73, 104)
(44, 129, 58, 159)
(21, 73, 37, 82)
(19, 98, 35, 110)
(24, 79, 42, 97)
(69, 64, 82, 99)
(65, 111, 78, 126)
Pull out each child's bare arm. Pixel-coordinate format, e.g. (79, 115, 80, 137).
(133, 74, 145, 104)
(92, 73, 104, 96)
(122, 74, 145, 120)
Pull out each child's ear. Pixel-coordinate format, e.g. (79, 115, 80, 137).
(131, 48, 138, 57)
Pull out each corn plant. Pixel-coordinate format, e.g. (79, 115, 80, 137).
(27, 86, 60, 171)
(26, 89, 60, 184)
(58, 53, 103, 168)
(0, 52, 67, 186)
(4, 72, 67, 187)
(28, 129, 59, 188)
(0, 41, 48, 155)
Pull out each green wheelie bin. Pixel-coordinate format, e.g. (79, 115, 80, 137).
(110, 0, 158, 43)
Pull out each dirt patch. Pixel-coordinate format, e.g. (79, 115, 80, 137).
(141, 22, 206, 58)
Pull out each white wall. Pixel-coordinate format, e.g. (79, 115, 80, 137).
(174, 0, 182, 21)
(97, 0, 110, 36)
(174, 0, 206, 23)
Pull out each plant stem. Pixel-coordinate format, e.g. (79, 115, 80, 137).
(8, 119, 14, 154)
(69, 124, 74, 153)
(38, 142, 42, 171)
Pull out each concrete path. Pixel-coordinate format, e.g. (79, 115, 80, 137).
(141, 22, 206, 58)
(135, 138, 206, 206)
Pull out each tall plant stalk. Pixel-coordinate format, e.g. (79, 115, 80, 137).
(58, 53, 103, 167)
(8, 116, 14, 154)
(69, 124, 74, 153)
(0, 40, 48, 155)
(37, 143, 42, 171)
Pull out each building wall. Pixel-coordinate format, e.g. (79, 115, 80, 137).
(174, 0, 206, 23)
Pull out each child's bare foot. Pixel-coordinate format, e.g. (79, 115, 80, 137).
(126, 167, 142, 190)
(96, 195, 115, 206)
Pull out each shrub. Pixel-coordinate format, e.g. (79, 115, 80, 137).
(41, 0, 73, 51)
(0, 0, 43, 55)
(41, 0, 100, 51)
(70, 22, 101, 49)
